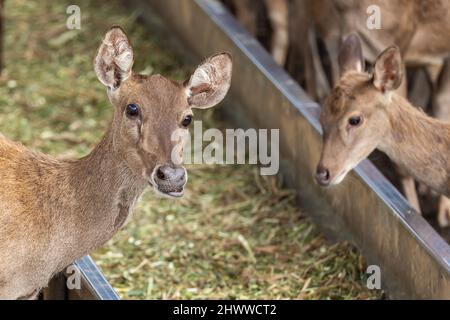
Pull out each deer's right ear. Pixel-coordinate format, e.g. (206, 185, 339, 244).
(185, 53, 232, 109)
(338, 33, 364, 76)
(94, 27, 134, 90)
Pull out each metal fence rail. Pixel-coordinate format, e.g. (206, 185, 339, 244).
(43, 256, 120, 300)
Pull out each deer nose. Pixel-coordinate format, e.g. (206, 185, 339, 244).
(155, 165, 186, 183)
(152, 165, 187, 197)
(315, 165, 331, 186)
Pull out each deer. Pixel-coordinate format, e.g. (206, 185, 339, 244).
(289, 0, 450, 227)
(315, 34, 450, 223)
(0, 26, 232, 300)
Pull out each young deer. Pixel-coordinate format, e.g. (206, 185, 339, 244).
(0, 27, 232, 299)
(315, 34, 450, 225)
(293, 0, 450, 225)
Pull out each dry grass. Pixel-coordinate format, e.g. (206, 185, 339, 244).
(1, 0, 383, 299)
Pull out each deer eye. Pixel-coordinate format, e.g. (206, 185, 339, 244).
(348, 116, 362, 127)
(182, 115, 193, 127)
(126, 104, 139, 117)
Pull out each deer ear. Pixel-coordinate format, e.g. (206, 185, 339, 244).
(338, 33, 365, 75)
(373, 46, 403, 93)
(185, 52, 232, 109)
(94, 26, 134, 90)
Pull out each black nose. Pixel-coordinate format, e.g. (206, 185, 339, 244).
(315, 165, 331, 186)
(155, 165, 185, 183)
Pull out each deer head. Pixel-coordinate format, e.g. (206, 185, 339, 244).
(315, 34, 403, 187)
(94, 27, 232, 197)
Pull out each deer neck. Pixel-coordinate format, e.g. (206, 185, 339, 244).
(379, 94, 450, 195)
(56, 120, 148, 257)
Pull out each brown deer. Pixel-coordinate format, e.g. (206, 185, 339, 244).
(0, 27, 232, 299)
(315, 35, 450, 221)
(290, 0, 450, 226)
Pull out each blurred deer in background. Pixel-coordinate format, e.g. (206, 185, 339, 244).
(289, 0, 450, 102)
(222, 0, 288, 66)
(0, 27, 232, 299)
(316, 35, 450, 214)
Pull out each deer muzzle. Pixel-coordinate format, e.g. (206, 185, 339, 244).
(151, 165, 187, 198)
(315, 164, 331, 187)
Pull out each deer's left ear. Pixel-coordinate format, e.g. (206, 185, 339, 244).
(185, 52, 232, 109)
(373, 46, 403, 93)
